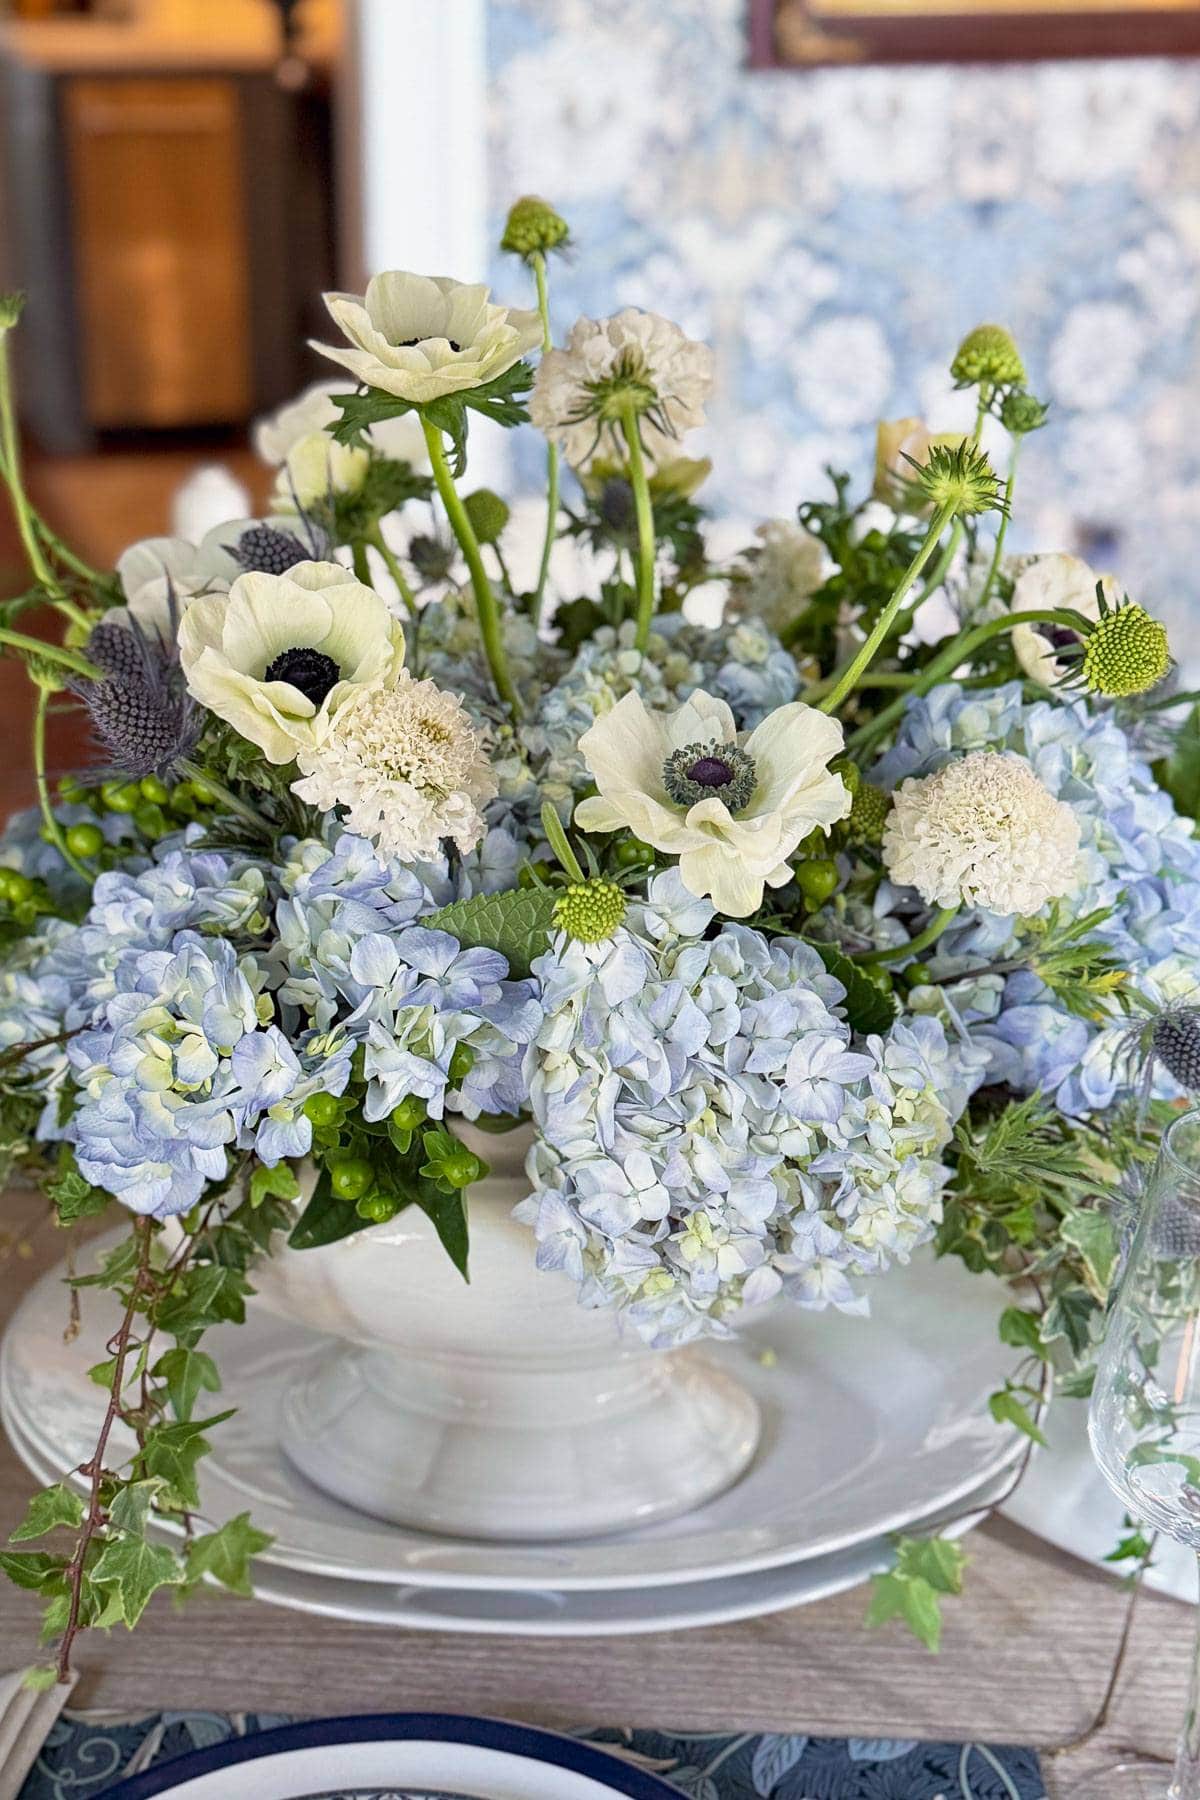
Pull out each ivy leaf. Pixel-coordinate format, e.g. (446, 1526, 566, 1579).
(998, 1305, 1047, 1358)
(156, 1264, 249, 1341)
(152, 1347, 221, 1423)
(287, 1169, 364, 1251)
(894, 1535, 967, 1596)
(46, 1153, 110, 1225)
(140, 1411, 235, 1510)
(864, 1570, 943, 1652)
(1042, 1285, 1098, 1359)
(1061, 1207, 1119, 1300)
(22, 1666, 59, 1693)
(1104, 1523, 1154, 1565)
(0, 1550, 69, 1593)
(1059, 1363, 1095, 1400)
(424, 886, 559, 980)
(1154, 703, 1200, 820)
(91, 1533, 183, 1628)
(808, 940, 897, 1035)
(71, 1235, 142, 1291)
(248, 1162, 300, 1210)
(8, 1484, 84, 1543)
(182, 1512, 272, 1597)
(988, 1388, 1048, 1447)
(106, 1478, 170, 1537)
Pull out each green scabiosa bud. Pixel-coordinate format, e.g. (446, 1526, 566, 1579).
(553, 877, 627, 944)
(999, 389, 1050, 437)
(846, 780, 890, 846)
(1082, 601, 1171, 698)
(501, 195, 570, 260)
(951, 323, 1026, 389)
(463, 488, 511, 545)
(913, 441, 1005, 518)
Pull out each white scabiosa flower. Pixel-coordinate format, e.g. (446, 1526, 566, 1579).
(882, 750, 1081, 916)
(530, 309, 714, 469)
(292, 672, 498, 863)
(179, 561, 406, 764)
(1010, 553, 1117, 687)
(311, 273, 542, 405)
(575, 689, 850, 919)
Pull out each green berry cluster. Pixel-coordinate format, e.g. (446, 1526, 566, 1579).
(0, 865, 55, 937)
(553, 877, 627, 943)
(846, 781, 890, 847)
(950, 324, 1026, 390)
(52, 772, 222, 863)
(1082, 603, 1171, 699)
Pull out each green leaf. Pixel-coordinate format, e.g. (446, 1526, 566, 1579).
(183, 1512, 272, 1597)
(1104, 1525, 1153, 1565)
(91, 1533, 183, 1627)
(1154, 703, 1200, 820)
(864, 1570, 943, 1652)
(415, 1189, 469, 1281)
(988, 1388, 1048, 1447)
(22, 1665, 59, 1692)
(155, 1264, 249, 1340)
(1061, 1207, 1119, 1300)
(1042, 1285, 1098, 1359)
(1058, 1363, 1096, 1400)
(424, 885, 559, 980)
(152, 1347, 221, 1423)
(0, 1550, 68, 1593)
(47, 1153, 111, 1225)
(287, 1169, 363, 1251)
(808, 940, 897, 1035)
(8, 1483, 84, 1543)
(894, 1535, 967, 1596)
(998, 1306, 1047, 1358)
(71, 1234, 142, 1291)
(249, 1162, 300, 1209)
(106, 1478, 169, 1537)
(140, 1411, 235, 1510)
(328, 388, 414, 448)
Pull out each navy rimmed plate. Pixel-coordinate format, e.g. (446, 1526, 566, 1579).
(99, 1712, 682, 1799)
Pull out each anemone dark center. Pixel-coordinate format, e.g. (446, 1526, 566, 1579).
(264, 646, 341, 706)
(1044, 626, 1080, 653)
(662, 741, 758, 815)
(687, 755, 734, 788)
(396, 336, 462, 352)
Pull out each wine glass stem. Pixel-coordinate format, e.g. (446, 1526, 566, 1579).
(1171, 1554, 1200, 1800)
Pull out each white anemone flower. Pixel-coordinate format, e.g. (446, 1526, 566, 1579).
(255, 380, 429, 511)
(179, 561, 406, 764)
(293, 671, 497, 864)
(117, 516, 319, 638)
(1009, 554, 1117, 687)
(311, 273, 542, 405)
(575, 689, 850, 919)
(882, 750, 1081, 916)
(530, 310, 714, 469)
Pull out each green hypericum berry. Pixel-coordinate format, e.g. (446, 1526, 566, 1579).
(448, 1043, 476, 1083)
(614, 837, 652, 868)
(57, 775, 86, 806)
(329, 1157, 373, 1201)
(356, 1193, 398, 1223)
(1082, 604, 1171, 698)
(441, 1150, 482, 1188)
(950, 323, 1026, 389)
(794, 858, 839, 906)
(391, 1094, 426, 1132)
(553, 878, 627, 944)
(64, 823, 104, 860)
(303, 1092, 342, 1129)
(100, 779, 140, 815)
(0, 868, 33, 903)
(500, 194, 570, 259)
(999, 389, 1050, 437)
(914, 442, 1004, 518)
(463, 488, 511, 546)
(846, 781, 890, 846)
(139, 774, 171, 805)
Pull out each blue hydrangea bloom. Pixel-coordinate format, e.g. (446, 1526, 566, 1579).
(519, 870, 985, 1347)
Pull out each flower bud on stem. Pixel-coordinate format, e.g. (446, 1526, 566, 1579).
(530, 250, 559, 629)
(621, 406, 657, 652)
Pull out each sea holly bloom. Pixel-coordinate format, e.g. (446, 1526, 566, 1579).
(575, 688, 850, 919)
(179, 561, 406, 764)
(311, 272, 542, 406)
(530, 309, 714, 469)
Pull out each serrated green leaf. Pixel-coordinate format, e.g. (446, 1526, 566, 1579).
(998, 1306, 1047, 1357)
(1061, 1207, 1119, 1300)
(22, 1665, 59, 1692)
(91, 1532, 183, 1627)
(8, 1483, 84, 1542)
(71, 1235, 142, 1291)
(152, 1347, 221, 1423)
(249, 1162, 300, 1209)
(988, 1388, 1048, 1447)
(808, 940, 897, 1035)
(47, 1155, 111, 1225)
(183, 1512, 272, 1597)
(1042, 1285, 1098, 1358)
(155, 1264, 248, 1340)
(894, 1535, 967, 1596)
(140, 1411, 235, 1510)
(328, 389, 414, 448)
(424, 886, 559, 980)
(106, 1478, 169, 1537)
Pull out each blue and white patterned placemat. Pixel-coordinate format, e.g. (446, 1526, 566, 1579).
(16, 1713, 1045, 1799)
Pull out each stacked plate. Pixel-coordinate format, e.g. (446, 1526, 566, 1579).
(1, 1236, 1026, 1634)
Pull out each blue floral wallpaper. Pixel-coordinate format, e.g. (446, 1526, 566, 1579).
(486, 1, 1200, 653)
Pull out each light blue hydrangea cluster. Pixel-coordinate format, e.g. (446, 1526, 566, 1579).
(518, 870, 985, 1347)
(872, 682, 1200, 1114)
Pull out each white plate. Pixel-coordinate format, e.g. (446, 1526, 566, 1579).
(1001, 1398, 1195, 1604)
(99, 1712, 683, 1799)
(1, 1236, 1022, 1593)
(4, 1401, 1009, 1635)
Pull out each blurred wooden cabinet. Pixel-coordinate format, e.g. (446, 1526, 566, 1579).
(0, 46, 334, 447)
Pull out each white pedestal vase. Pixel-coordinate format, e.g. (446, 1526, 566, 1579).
(250, 1123, 762, 1542)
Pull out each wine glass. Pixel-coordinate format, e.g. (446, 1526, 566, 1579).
(1086, 1109, 1200, 1797)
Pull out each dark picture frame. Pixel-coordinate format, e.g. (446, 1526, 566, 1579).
(748, 0, 1200, 66)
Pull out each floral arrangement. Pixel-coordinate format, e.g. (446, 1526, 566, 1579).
(0, 201, 1194, 1677)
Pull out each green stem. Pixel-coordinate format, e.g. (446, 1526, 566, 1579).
(35, 516, 101, 586)
(971, 386, 992, 445)
(33, 685, 89, 880)
(858, 905, 958, 965)
(540, 801, 585, 884)
(920, 517, 963, 600)
(366, 523, 417, 616)
(176, 759, 272, 836)
(622, 407, 657, 651)
(421, 417, 521, 718)
(0, 332, 69, 609)
(846, 606, 1093, 755)
(978, 440, 1020, 610)
(816, 502, 957, 718)
(530, 252, 559, 630)
(0, 625, 102, 682)
(351, 540, 372, 586)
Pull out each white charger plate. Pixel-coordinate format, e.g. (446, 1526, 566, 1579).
(99, 1712, 683, 1799)
(0, 1237, 1023, 1595)
(4, 1400, 1009, 1634)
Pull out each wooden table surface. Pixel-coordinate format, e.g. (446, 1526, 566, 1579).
(0, 1184, 1191, 1799)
